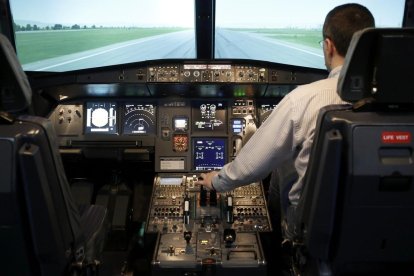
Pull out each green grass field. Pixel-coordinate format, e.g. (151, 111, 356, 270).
(229, 28, 323, 49)
(16, 27, 188, 64)
(16, 27, 321, 65)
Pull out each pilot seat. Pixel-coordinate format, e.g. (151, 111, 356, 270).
(284, 28, 414, 275)
(0, 34, 108, 275)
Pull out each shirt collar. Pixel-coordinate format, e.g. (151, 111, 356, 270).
(328, 65, 342, 78)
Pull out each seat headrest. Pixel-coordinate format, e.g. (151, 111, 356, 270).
(0, 33, 32, 113)
(338, 28, 414, 104)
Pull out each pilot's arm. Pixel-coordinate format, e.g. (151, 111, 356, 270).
(197, 94, 295, 192)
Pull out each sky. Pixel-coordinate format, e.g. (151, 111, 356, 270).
(10, 0, 405, 28)
(216, 0, 406, 28)
(10, 0, 195, 27)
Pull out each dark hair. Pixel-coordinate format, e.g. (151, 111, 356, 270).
(323, 3, 375, 56)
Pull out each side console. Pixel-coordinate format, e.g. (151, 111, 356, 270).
(147, 174, 271, 276)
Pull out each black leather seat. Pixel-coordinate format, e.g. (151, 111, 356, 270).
(0, 34, 108, 275)
(286, 28, 414, 275)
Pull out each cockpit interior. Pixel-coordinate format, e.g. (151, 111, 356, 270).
(1, 0, 414, 275)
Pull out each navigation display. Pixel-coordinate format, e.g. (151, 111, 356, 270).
(85, 102, 117, 134)
(192, 101, 226, 132)
(123, 103, 156, 135)
(193, 138, 226, 171)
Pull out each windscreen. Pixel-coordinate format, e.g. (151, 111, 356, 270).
(215, 0, 406, 69)
(9, 0, 195, 72)
(9, 0, 406, 71)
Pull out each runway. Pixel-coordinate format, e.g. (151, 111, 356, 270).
(23, 29, 324, 71)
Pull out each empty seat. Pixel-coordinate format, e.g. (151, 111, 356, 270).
(0, 33, 108, 275)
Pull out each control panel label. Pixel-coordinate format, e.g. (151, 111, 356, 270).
(381, 131, 411, 144)
(160, 158, 185, 170)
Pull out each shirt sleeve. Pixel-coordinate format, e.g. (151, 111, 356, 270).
(212, 95, 296, 192)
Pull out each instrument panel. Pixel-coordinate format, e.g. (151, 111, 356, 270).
(47, 61, 327, 172)
(147, 64, 267, 83)
(51, 99, 278, 136)
(148, 174, 270, 275)
(50, 98, 279, 172)
(147, 174, 272, 234)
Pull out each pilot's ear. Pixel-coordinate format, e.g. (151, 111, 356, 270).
(325, 37, 336, 56)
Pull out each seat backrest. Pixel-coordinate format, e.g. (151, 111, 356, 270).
(0, 34, 31, 114)
(0, 34, 84, 275)
(293, 28, 414, 275)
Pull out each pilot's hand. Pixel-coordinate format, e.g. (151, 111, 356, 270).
(196, 171, 219, 191)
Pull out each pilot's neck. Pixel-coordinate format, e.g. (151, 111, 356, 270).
(329, 55, 345, 72)
(328, 65, 342, 78)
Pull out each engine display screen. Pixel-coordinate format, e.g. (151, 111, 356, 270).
(192, 101, 226, 132)
(85, 102, 117, 134)
(123, 103, 156, 135)
(193, 138, 226, 171)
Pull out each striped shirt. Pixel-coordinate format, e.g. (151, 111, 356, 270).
(212, 66, 348, 205)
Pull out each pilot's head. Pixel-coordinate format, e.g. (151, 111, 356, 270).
(321, 3, 375, 71)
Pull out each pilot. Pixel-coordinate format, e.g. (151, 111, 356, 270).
(196, 3, 375, 233)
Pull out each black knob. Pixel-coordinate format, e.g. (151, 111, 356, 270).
(184, 231, 192, 244)
(223, 228, 236, 247)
